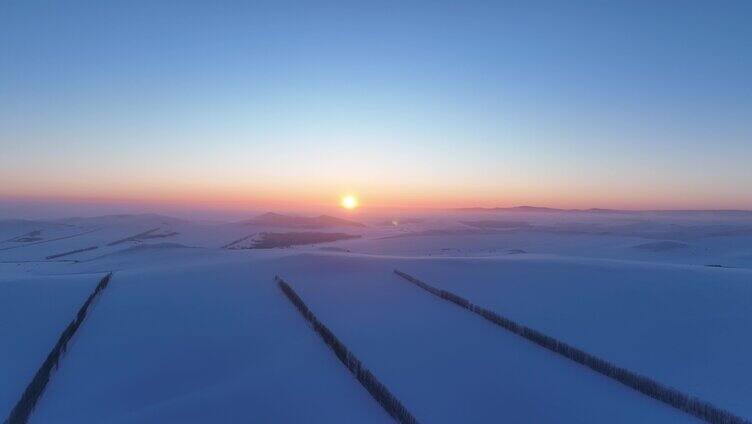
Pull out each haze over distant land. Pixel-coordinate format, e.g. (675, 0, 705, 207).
(3, 196, 752, 222)
(454, 206, 752, 214)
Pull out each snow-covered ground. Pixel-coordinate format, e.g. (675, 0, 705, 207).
(30, 260, 388, 424)
(275, 254, 696, 423)
(1, 210, 751, 422)
(394, 257, 752, 417)
(0, 273, 102, 415)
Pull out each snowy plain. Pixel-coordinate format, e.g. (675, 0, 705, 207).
(1, 209, 751, 422)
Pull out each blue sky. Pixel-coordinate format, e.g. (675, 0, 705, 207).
(1, 0, 751, 211)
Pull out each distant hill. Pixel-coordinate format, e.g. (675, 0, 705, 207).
(57, 213, 186, 226)
(461, 220, 532, 230)
(454, 206, 752, 215)
(455, 206, 576, 213)
(243, 212, 366, 229)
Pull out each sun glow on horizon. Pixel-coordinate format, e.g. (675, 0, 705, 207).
(341, 195, 359, 210)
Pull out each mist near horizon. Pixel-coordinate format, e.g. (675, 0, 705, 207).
(4, 197, 752, 223)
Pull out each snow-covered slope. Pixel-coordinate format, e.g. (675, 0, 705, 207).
(393, 256, 752, 417)
(0, 274, 103, 415)
(273, 254, 697, 423)
(31, 260, 389, 423)
(1, 211, 751, 422)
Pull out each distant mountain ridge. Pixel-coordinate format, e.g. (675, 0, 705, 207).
(243, 212, 366, 229)
(56, 213, 187, 226)
(454, 206, 752, 215)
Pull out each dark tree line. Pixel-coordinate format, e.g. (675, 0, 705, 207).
(393, 269, 750, 424)
(6, 273, 113, 424)
(107, 228, 161, 246)
(45, 245, 99, 260)
(254, 232, 360, 249)
(276, 276, 419, 424)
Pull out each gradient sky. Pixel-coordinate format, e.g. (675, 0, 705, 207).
(2, 0, 751, 212)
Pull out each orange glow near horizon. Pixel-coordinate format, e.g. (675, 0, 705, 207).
(3, 181, 751, 213)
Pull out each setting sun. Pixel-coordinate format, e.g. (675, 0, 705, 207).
(341, 195, 359, 210)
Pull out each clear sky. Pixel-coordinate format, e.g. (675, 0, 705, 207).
(2, 0, 751, 213)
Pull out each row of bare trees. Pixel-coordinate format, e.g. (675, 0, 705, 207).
(393, 269, 748, 424)
(6, 273, 113, 424)
(45, 246, 98, 260)
(276, 276, 418, 424)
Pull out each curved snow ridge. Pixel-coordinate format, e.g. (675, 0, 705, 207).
(633, 241, 690, 251)
(283, 251, 752, 275)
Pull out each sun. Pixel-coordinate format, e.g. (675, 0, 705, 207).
(341, 195, 359, 210)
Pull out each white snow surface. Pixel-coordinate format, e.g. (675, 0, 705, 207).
(1, 210, 751, 422)
(0, 273, 103, 414)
